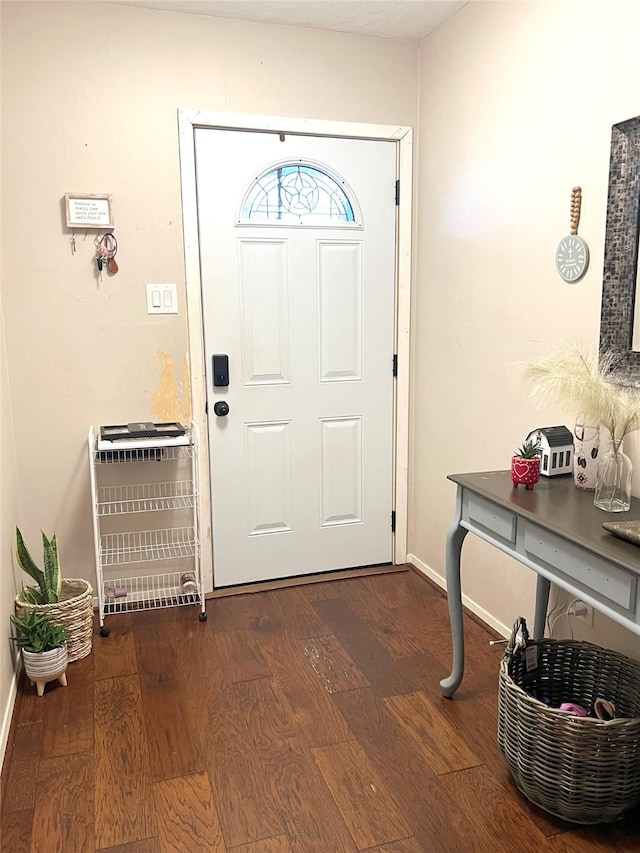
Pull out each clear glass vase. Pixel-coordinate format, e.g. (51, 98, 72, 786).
(594, 439, 632, 512)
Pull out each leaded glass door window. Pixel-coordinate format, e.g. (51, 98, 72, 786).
(239, 161, 362, 226)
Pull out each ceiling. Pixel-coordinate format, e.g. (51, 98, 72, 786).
(109, 1, 468, 41)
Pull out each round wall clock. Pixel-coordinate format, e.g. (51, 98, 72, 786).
(556, 186, 589, 282)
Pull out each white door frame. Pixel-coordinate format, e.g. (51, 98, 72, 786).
(178, 109, 412, 592)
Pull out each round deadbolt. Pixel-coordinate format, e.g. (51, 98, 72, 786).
(213, 401, 230, 417)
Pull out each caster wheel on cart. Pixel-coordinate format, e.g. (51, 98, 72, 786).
(100, 625, 111, 637)
(199, 612, 207, 622)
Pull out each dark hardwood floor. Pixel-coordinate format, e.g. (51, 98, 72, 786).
(2, 568, 638, 852)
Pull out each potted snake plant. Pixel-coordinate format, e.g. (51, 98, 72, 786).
(16, 528, 62, 604)
(14, 527, 94, 661)
(10, 611, 68, 696)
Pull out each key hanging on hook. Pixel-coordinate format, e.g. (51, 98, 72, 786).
(95, 234, 106, 282)
(101, 232, 119, 275)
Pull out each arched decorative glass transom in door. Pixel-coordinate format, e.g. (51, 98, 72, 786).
(239, 161, 361, 226)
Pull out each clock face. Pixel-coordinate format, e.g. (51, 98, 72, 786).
(556, 235, 589, 282)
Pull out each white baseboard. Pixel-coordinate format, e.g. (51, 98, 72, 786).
(0, 660, 20, 778)
(407, 553, 510, 639)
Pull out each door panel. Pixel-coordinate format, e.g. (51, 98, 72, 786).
(318, 241, 363, 381)
(246, 420, 293, 535)
(195, 129, 396, 587)
(320, 417, 363, 526)
(239, 239, 290, 384)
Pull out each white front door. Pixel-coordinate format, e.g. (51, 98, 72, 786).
(195, 129, 397, 587)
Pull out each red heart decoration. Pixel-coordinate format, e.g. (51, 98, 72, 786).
(512, 460, 531, 478)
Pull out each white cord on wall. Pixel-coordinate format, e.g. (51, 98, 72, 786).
(549, 597, 585, 639)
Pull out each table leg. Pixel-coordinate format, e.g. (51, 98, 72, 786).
(440, 487, 468, 698)
(534, 574, 551, 638)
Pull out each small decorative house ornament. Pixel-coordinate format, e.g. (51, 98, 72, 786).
(525, 426, 573, 477)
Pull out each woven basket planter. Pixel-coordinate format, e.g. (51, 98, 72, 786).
(498, 617, 640, 825)
(15, 578, 93, 662)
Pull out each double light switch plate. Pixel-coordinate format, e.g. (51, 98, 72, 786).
(146, 283, 178, 314)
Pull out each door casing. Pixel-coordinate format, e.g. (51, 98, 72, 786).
(178, 109, 413, 592)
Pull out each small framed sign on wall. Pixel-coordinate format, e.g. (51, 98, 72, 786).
(65, 193, 114, 228)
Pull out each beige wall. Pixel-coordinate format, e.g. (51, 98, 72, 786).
(0, 0, 418, 578)
(411, 0, 640, 657)
(1, 292, 20, 769)
(0, 0, 418, 759)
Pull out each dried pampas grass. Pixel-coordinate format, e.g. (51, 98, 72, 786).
(516, 344, 640, 442)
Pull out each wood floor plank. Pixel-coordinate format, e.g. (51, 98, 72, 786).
(94, 675, 157, 849)
(232, 676, 357, 853)
(363, 570, 440, 609)
(134, 622, 203, 781)
(373, 645, 499, 726)
(390, 594, 504, 669)
(311, 598, 397, 682)
(207, 680, 285, 848)
(334, 687, 489, 853)
(438, 765, 552, 852)
(302, 634, 370, 694)
(16, 676, 46, 726)
(314, 593, 444, 696)
(231, 837, 293, 853)
(40, 652, 94, 758)
(401, 572, 507, 665)
(172, 592, 292, 853)
(257, 628, 354, 749)
(211, 629, 272, 683)
(0, 808, 33, 852)
(1, 722, 42, 813)
(339, 585, 426, 660)
(128, 603, 199, 629)
(371, 650, 568, 837)
(360, 840, 424, 853)
(550, 835, 640, 853)
(305, 577, 372, 601)
(404, 568, 451, 607)
(269, 586, 330, 639)
(207, 591, 283, 636)
(93, 613, 138, 680)
(153, 771, 225, 852)
(168, 607, 224, 735)
(99, 839, 161, 852)
(1, 669, 23, 792)
(31, 752, 93, 850)
(383, 690, 481, 775)
(312, 739, 412, 849)
(547, 807, 640, 852)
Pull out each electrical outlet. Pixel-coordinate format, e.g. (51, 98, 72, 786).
(572, 600, 593, 626)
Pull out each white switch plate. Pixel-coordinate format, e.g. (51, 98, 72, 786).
(146, 283, 178, 314)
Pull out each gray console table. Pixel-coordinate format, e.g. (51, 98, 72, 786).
(441, 471, 640, 698)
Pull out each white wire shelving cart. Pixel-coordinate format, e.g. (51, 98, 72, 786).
(88, 422, 206, 636)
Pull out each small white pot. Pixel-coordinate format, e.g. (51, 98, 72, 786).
(22, 644, 68, 696)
